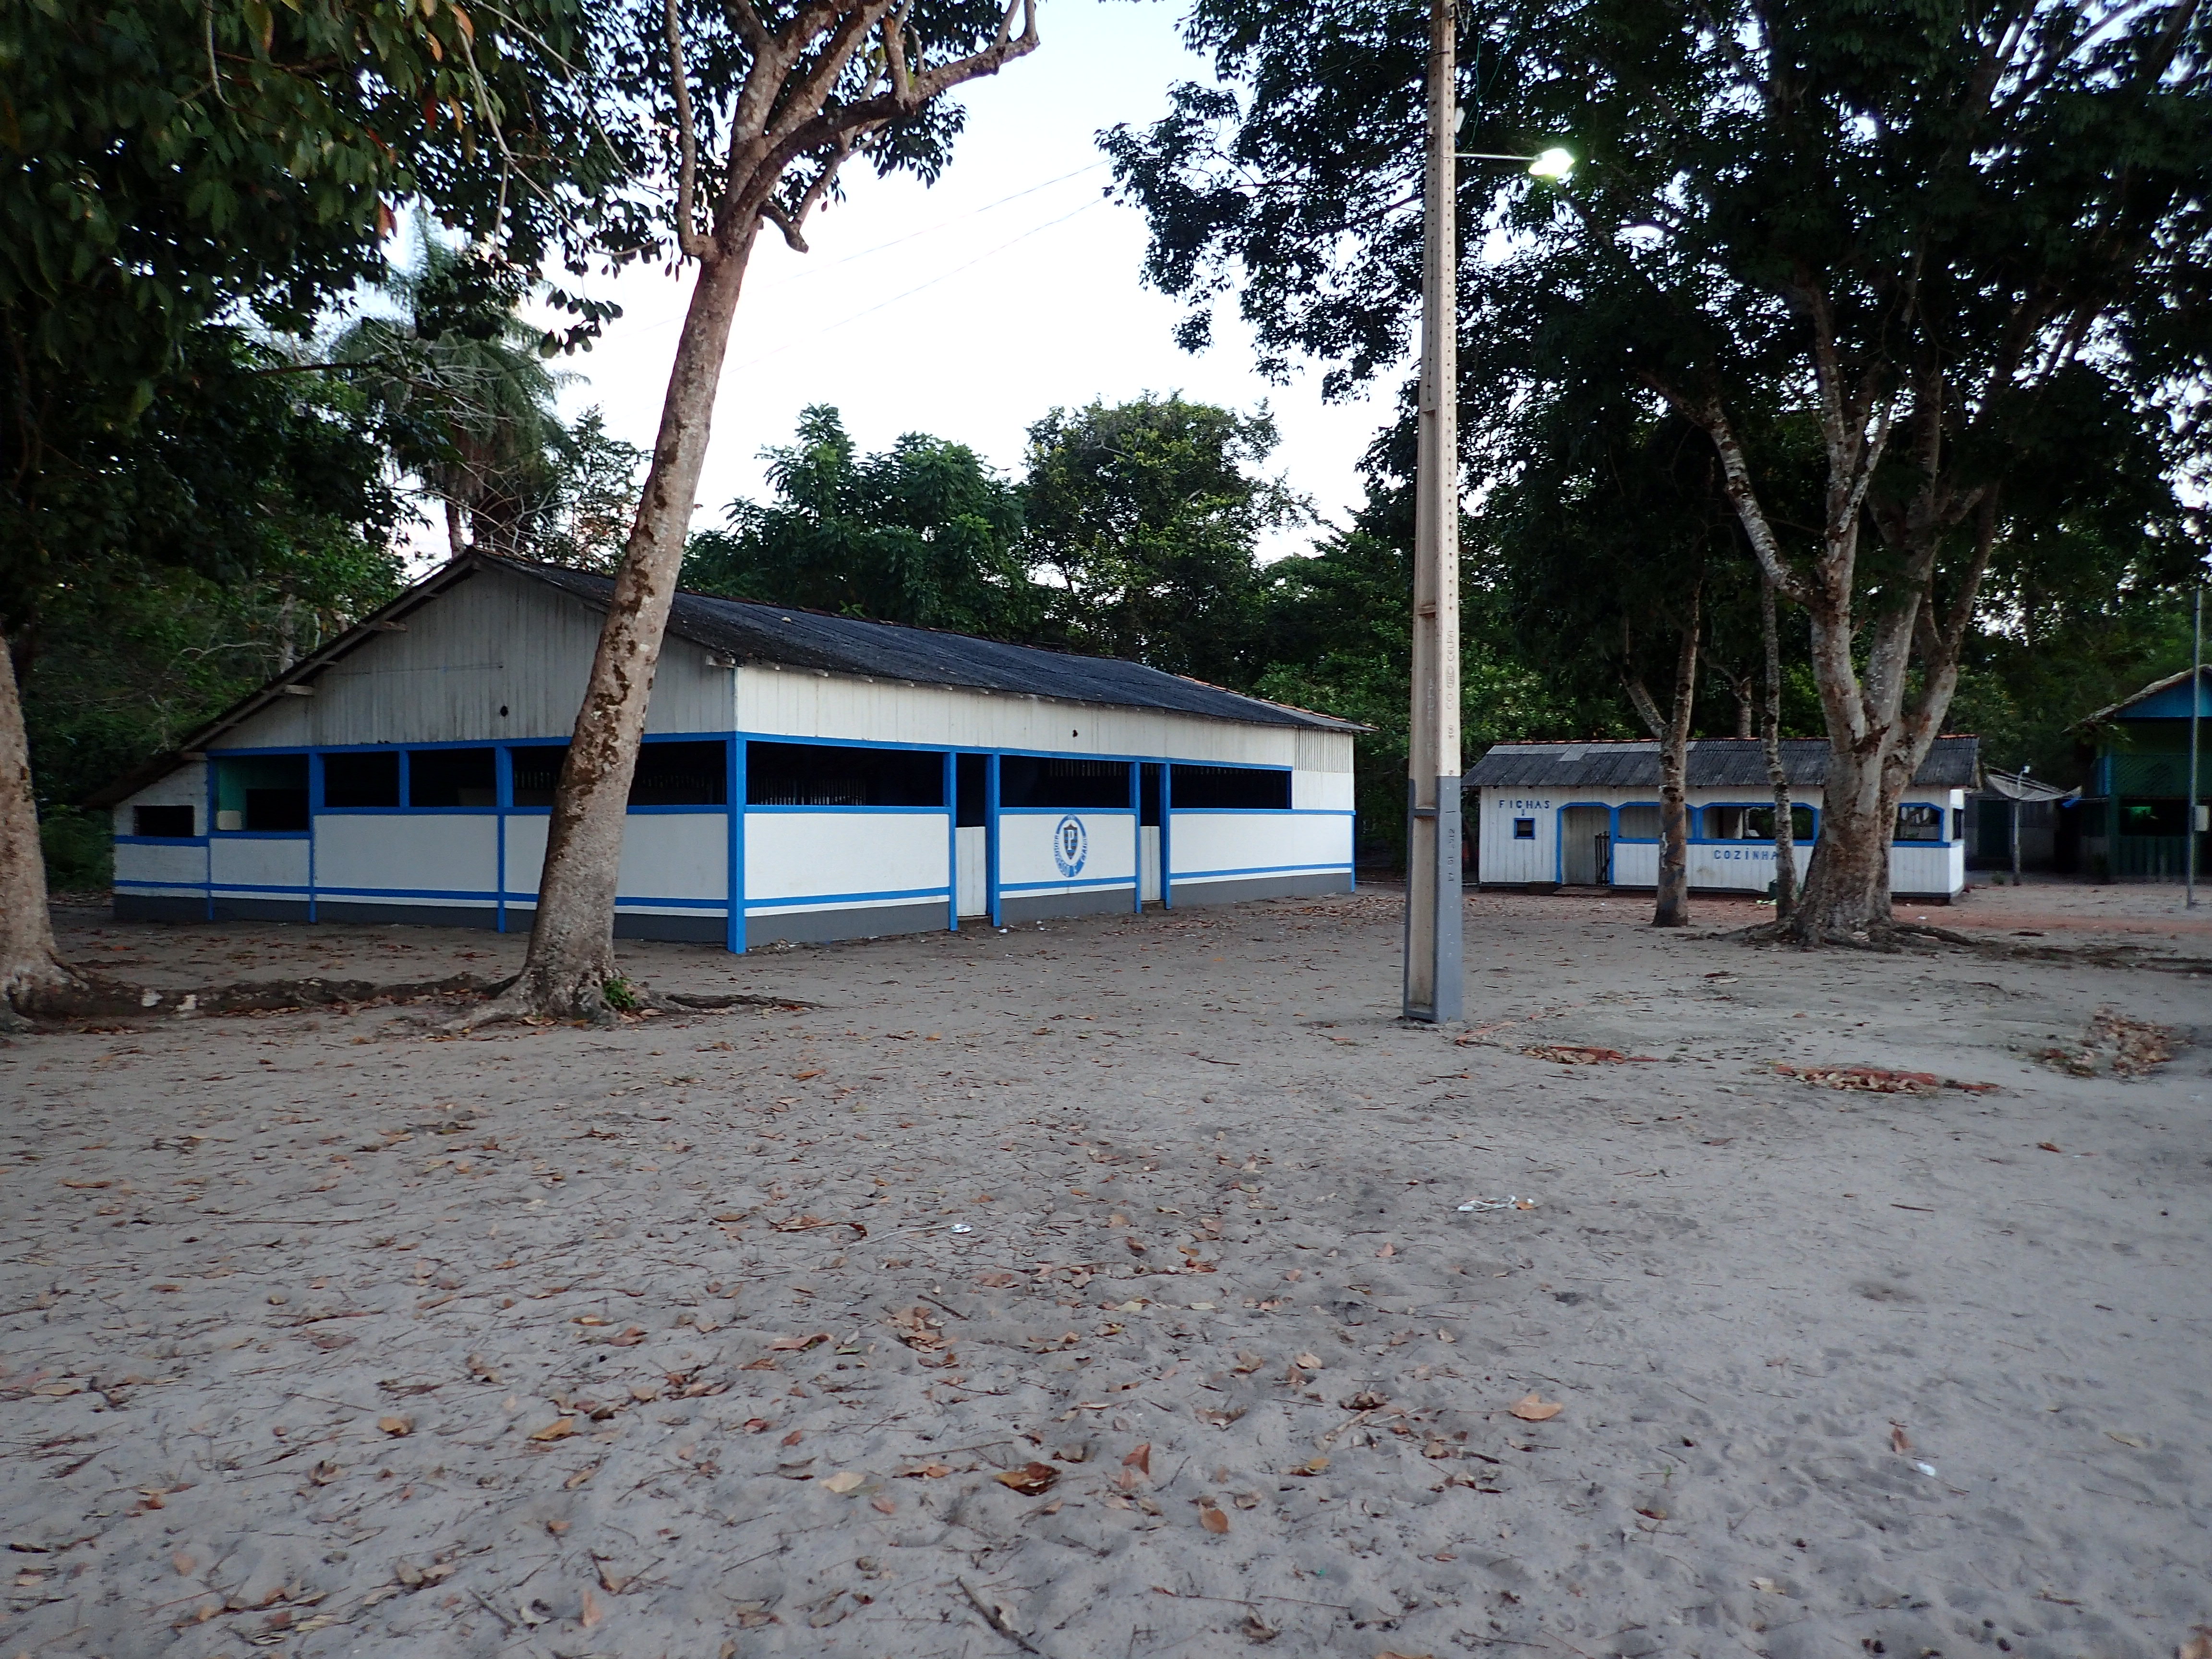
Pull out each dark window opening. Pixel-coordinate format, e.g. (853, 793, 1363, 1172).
(409, 747, 497, 808)
(323, 751, 400, 808)
(511, 745, 567, 807)
(1000, 756, 1131, 810)
(214, 755, 308, 831)
(1139, 763, 1164, 827)
(956, 755, 988, 828)
(746, 742, 943, 807)
(133, 804, 194, 838)
(1513, 817, 1536, 840)
(1744, 805, 1816, 841)
(1170, 764, 1289, 811)
(632, 741, 727, 806)
(2119, 798, 2186, 836)
(1894, 803, 1945, 842)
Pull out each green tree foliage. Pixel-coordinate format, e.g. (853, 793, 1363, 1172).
(682, 406, 1034, 638)
(332, 228, 582, 558)
(1106, 0, 2212, 931)
(12, 330, 406, 805)
(1258, 468, 1608, 863)
(1022, 394, 1303, 688)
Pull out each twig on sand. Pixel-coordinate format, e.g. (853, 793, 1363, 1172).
(959, 1578, 1046, 1655)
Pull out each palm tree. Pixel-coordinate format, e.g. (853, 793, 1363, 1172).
(331, 221, 575, 558)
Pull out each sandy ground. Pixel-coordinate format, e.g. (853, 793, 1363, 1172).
(2, 882, 2207, 1659)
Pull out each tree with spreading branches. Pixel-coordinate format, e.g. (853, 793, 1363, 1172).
(1104, 0, 2212, 945)
(469, 0, 1043, 1024)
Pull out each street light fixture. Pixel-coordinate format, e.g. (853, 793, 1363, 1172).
(1456, 146, 1578, 179)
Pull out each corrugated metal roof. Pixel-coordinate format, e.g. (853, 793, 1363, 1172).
(1465, 735, 1979, 790)
(2075, 664, 2212, 727)
(490, 557, 1362, 733)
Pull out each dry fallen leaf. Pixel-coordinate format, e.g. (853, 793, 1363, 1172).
(528, 1417, 577, 1441)
(1376, 1243, 1396, 1258)
(898, 1461, 952, 1479)
(310, 1461, 342, 1485)
(870, 1492, 896, 1515)
(378, 1415, 413, 1437)
(992, 1462, 1059, 1496)
(1294, 1352, 1323, 1371)
(1508, 1393, 1563, 1422)
(1889, 1425, 1912, 1453)
(1751, 1577, 1785, 1595)
(819, 1470, 866, 1495)
(769, 1333, 829, 1352)
(781, 1429, 805, 1447)
(1291, 1456, 1329, 1476)
(1375, 1651, 1436, 1659)
(2038, 1141, 2064, 1153)
(2106, 1431, 2148, 1448)
(580, 1588, 603, 1628)
(1122, 1443, 1152, 1477)
(1198, 1503, 1229, 1534)
(2176, 1627, 2212, 1659)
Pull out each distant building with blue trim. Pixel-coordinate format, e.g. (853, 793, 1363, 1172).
(2074, 665, 2211, 883)
(88, 553, 1361, 948)
(1464, 736, 1980, 900)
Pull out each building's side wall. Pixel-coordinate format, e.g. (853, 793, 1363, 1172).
(1474, 783, 1968, 897)
(112, 757, 210, 920)
(110, 577, 1358, 941)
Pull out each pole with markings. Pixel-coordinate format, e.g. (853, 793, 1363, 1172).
(1403, 0, 1463, 1022)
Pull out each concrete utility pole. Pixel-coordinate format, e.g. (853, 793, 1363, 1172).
(1403, 0, 1463, 1023)
(2189, 584, 2202, 909)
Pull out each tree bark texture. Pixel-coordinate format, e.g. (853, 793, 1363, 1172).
(474, 0, 1039, 1024)
(1623, 584, 1700, 930)
(1759, 575, 1796, 921)
(0, 634, 77, 1024)
(492, 248, 753, 1021)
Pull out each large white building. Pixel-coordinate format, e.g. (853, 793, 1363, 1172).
(95, 554, 1361, 948)
(1466, 736, 1979, 900)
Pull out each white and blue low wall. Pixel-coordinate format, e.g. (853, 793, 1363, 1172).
(115, 740, 1360, 947)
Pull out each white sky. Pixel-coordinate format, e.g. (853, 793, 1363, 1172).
(529, 0, 1401, 562)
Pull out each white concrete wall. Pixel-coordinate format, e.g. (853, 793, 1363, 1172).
(743, 810, 947, 916)
(998, 807, 1138, 900)
(1169, 811, 1354, 886)
(209, 836, 310, 897)
(616, 815, 728, 910)
(314, 813, 496, 903)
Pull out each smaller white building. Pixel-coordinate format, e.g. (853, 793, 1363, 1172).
(1467, 736, 1978, 900)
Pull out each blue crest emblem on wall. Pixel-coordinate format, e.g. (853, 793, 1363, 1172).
(1053, 814, 1089, 878)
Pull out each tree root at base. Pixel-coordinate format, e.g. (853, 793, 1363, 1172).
(4, 971, 518, 1033)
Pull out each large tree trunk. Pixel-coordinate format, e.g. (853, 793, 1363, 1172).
(1623, 584, 1700, 929)
(0, 634, 81, 1027)
(466, 245, 754, 1024)
(1759, 575, 1796, 921)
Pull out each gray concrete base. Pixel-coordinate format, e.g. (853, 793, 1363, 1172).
(1166, 870, 1352, 908)
(314, 901, 499, 930)
(998, 886, 1138, 924)
(113, 893, 212, 924)
(745, 901, 946, 947)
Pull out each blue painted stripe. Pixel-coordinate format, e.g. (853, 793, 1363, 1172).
(1169, 862, 1354, 882)
(742, 804, 950, 815)
(1169, 807, 1355, 816)
(998, 875, 1138, 892)
(997, 806, 1136, 816)
(744, 885, 950, 912)
(209, 831, 312, 841)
